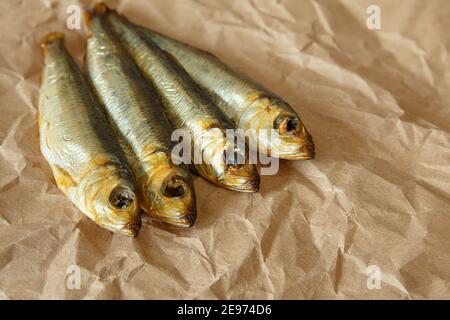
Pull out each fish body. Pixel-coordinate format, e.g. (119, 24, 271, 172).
(141, 28, 315, 160)
(102, 7, 259, 192)
(84, 8, 196, 227)
(39, 32, 140, 237)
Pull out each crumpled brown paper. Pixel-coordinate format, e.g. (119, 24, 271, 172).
(1, 0, 449, 299)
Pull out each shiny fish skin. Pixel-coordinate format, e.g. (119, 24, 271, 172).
(39, 32, 140, 237)
(140, 28, 315, 160)
(102, 7, 259, 192)
(84, 8, 196, 227)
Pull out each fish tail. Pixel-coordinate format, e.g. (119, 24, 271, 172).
(40, 32, 64, 57)
(84, 2, 110, 24)
(83, 2, 111, 34)
(40, 32, 64, 48)
(92, 2, 110, 15)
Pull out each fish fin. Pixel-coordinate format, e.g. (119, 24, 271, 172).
(40, 32, 64, 48)
(51, 165, 78, 192)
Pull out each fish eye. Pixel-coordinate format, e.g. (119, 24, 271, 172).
(109, 186, 135, 209)
(163, 175, 186, 198)
(274, 114, 299, 134)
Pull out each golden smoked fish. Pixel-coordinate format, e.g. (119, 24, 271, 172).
(99, 6, 259, 192)
(84, 9, 196, 227)
(39, 32, 140, 237)
(140, 27, 315, 160)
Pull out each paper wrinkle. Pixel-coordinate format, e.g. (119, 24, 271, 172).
(311, 0, 334, 35)
(1, 0, 450, 299)
(250, 0, 297, 25)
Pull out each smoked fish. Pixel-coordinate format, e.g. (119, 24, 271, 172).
(39, 32, 141, 237)
(140, 27, 315, 160)
(84, 10, 197, 227)
(99, 6, 260, 192)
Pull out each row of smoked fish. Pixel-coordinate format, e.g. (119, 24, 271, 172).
(39, 3, 315, 237)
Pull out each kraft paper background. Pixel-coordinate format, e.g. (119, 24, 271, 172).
(0, 0, 449, 299)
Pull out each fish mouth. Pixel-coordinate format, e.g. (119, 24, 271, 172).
(175, 212, 196, 227)
(219, 164, 260, 192)
(119, 221, 141, 237)
(161, 212, 196, 228)
(294, 139, 315, 160)
(217, 148, 260, 192)
(104, 220, 141, 237)
(276, 138, 315, 160)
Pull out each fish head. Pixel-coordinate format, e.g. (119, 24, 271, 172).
(77, 163, 141, 237)
(140, 152, 196, 227)
(192, 127, 260, 192)
(239, 96, 315, 160)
